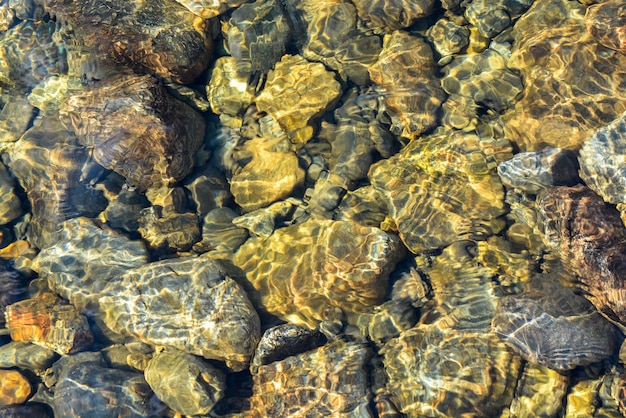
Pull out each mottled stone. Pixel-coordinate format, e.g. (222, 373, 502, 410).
(0, 342, 58, 371)
(31, 217, 149, 313)
(351, 0, 436, 33)
(207, 56, 255, 117)
(0, 266, 27, 328)
(335, 186, 388, 228)
(503, 0, 626, 151)
(173, 0, 251, 18)
(248, 341, 372, 417)
(231, 199, 298, 238)
(53, 362, 165, 418)
(4, 117, 108, 249)
(493, 280, 618, 371)
(0, 404, 51, 418)
(233, 218, 403, 328)
(369, 30, 446, 140)
(536, 185, 626, 328)
(442, 48, 523, 113)
(585, 0, 626, 55)
(230, 136, 305, 212)
(226, 0, 290, 83)
(251, 324, 325, 374)
(184, 166, 233, 217)
(283, 0, 382, 85)
(5, 293, 94, 355)
(100, 256, 261, 371)
(255, 54, 342, 145)
(382, 324, 520, 417)
(137, 207, 200, 253)
(0, 369, 31, 406)
(59, 74, 205, 191)
(369, 127, 511, 253)
(0, 96, 35, 144)
(198, 207, 248, 256)
(39, 0, 214, 83)
(465, 0, 511, 38)
(426, 18, 470, 58)
(144, 349, 225, 416)
(103, 184, 150, 233)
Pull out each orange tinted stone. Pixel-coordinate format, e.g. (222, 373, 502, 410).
(0, 369, 31, 405)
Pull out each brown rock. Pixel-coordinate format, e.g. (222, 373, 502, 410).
(0, 369, 31, 406)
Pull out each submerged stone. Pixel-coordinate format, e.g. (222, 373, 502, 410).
(0, 369, 31, 406)
(493, 280, 618, 371)
(144, 349, 225, 416)
(0, 341, 58, 371)
(248, 341, 372, 417)
(59, 74, 205, 191)
(233, 218, 403, 328)
(585, 0, 626, 55)
(99, 255, 261, 371)
(351, 0, 436, 33)
(369, 127, 511, 253)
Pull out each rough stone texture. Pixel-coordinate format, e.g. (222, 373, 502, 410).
(369, 127, 511, 253)
(230, 136, 305, 212)
(247, 341, 373, 417)
(0, 341, 58, 371)
(426, 18, 470, 58)
(233, 218, 404, 328)
(536, 185, 626, 328)
(38, 0, 214, 83)
(4, 116, 108, 249)
(442, 48, 523, 113)
(53, 361, 165, 418)
(137, 208, 200, 253)
(382, 324, 520, 417)
(579, 112, 626, 224)
(503, 0, 626, 151)
(498, 147, 579, 195)
(0, 369, 31, 406)
(585, 0, 626, 55)
(351, 0, 436, 33)
(0, 162, 22, 225)
(503, 363, 569, 417)
(283, 0, 382, 85)
(5, 293, 94, 355)
(492, 280, 618, 371)
(368, 30, 446, 140)
(255, 54, 342, 146)
(0, 96, 36, 144)
(144, 349, 225, 416)
(31, 217, 149, 313)
(100, 255, 261, 371)
(226, 0, 290, 82)
(59, 74, 205, 191)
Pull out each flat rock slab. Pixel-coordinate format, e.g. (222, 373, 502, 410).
(100, 255, 261, 371)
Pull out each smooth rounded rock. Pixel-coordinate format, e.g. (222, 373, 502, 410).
(0, 369, 31, 406)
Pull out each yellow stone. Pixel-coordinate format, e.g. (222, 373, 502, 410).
(0, 369, 31, 405)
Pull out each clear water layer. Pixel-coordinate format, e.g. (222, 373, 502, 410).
(1, 0, 626, 416)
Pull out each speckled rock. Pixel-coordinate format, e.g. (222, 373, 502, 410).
(442, 48, 523, 113)
(137, 207, 200, 253)
(503, 0, 626, 151)
(255, 54, 342, 146)
(31, 217, 149, 313)
(382, 323, 520, 417)
(99, 255, 261, 371)
(0, 342, 58, 371)
(59, 74, 205, 191)
(38, 0, 215, 83)
(226, 0, 290, 83)
(426, 18, 470, 58)
(536, 185, 626, 328)
(233, 218, 403, 328)
(369, 127, 511, 253)
(53, 361, 166, 418)
(283, 0, 382, 85)
(3, 116, 108, 249)
(368, 30, 446, 140)
(207, 57, 255, 117)
(579, 112, 626, 224)
(5, 293, 94, 355)
(0, 369, 31, 406)
(498, 147, 579, 194)
(351, 0, 436, 33)
(251, 324, 325, 374)
(247, 341, 372, 417)
(173, 0, 251, 18)
(230, 136, 305, 212)
(465, 0, 511, 38)
(493, 279, 618, 371)
(144, 349, 225, 416)
(585, 0, 626, 55)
